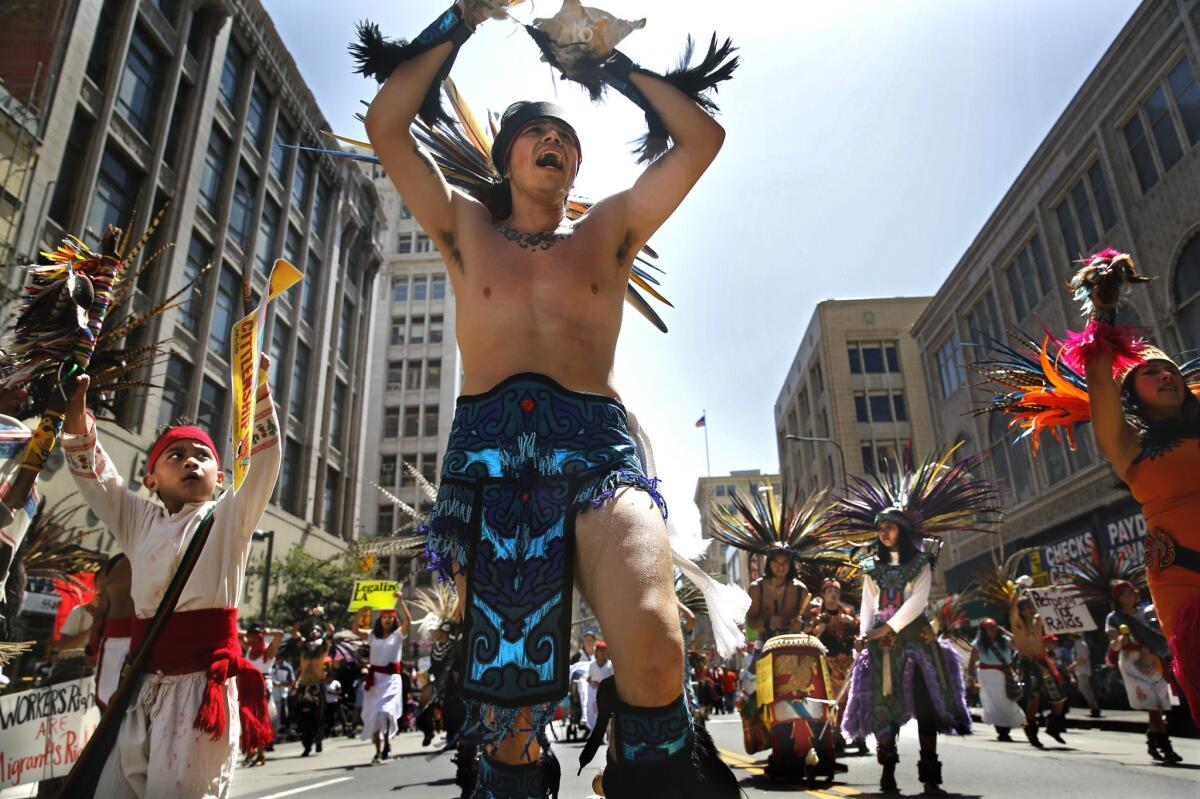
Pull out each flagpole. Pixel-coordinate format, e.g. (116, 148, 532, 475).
(703, 408, 711, 477)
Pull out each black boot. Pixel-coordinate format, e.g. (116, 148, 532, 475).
(1151, 731, 1184, 764)
(472, 754, 546, 798)
(918, 751, 946, 796)
(877, 741, 899, 793)
(996, 726, 1013, 742)
(598, 686, 738, 799)
(1045, 712, 1066, 745)
(1023, 721, 1043, 749)
(541, 745, 561, 799)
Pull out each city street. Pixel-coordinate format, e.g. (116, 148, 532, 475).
(227, 717, 1200, 799)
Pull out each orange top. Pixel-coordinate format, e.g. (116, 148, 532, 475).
(1125, 437, 1200, 553)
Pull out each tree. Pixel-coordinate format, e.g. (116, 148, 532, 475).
(248, 545, 382, 628)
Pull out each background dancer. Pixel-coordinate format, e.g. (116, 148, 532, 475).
(86, 553, 132, 710)
(966, 619, 1025, 742)
(241, 623, 284, 766)
(1010, 590, 1068, 748)
(354, 594, 411, 764)
(62, 355, 279, 798)
(292, 620, 334, 757)
(1107, 580, 1183, 762)
(832, 449, 996, 795)
(354, 2, 738, 795)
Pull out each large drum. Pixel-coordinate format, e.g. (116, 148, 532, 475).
(755, 634, 837, 781)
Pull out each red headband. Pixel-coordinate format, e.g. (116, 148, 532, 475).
(380, 609, 398, 618)
(147, 426, 219, 474)
(1110, 580, 1136, 600)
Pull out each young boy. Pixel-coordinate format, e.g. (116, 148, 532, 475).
(63, 355, 280, 798)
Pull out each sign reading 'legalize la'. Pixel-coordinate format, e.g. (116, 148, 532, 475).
(349, 580, 402, 611)
(0, 677, 100, 787)
(1026, 587, 1098, 635)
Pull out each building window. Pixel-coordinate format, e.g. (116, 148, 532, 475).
(312, 181, 331, 238)
(410, 317, 425, 344)
(198, 130, 228, 215)
(292, 155, 310, 210)
(86, 0, 123, 86)
(414, 234, 434, 253)
(1169, 56, 1200, 146)
(246, 79, 269, 151)
(848, 347, 861, 374)
(424, 406, 439, 437)
(1005, 235, 1053, 320)
(227, 163, 255, 250)
(330, 381, 346, 449)
(283, 226, 301, 264)
(935, 334, 964, 398)
(892, 393, 907, 422)
(383, 407, 400, 438)
(270, 116, 292, 183)
(116, 27, 164, 138)
(289, 341, 310, 419)
(269, 320, 289, 388)
(869, 394, 893, 423)
(196, 376, 225, 443)
(323, 467, 340, 534)
(988, 413, 1034, 505)
(377, 504, 393, 534)
(431, 275, 446, 299)
(393, 278, 408, 302)
(413, 276, 428, 301)
(964, 291, 1002, 351)
(397, 233, 412, 254)
(157, 356, 193, 428)
(338, 301, 354, 362)
(405, 360, 422, 390)
(1175, 234, 1200, 348)
(386, 361, 403, 388)
(280, 438, 303, 515)
(1054, 164, 1116, 260)
(255, 200, 280, 277)
(848, 340, 899, 374)
(180, 234, 210, 335)
(429, 314, 443, 343)
(302, 251, 321, 320)
(403, 407, 420, 437)
(87, 149, 141, 247)
(390, 318, 405, 345)
(219, 40, 244, 109)
(854, 393, 868, 423)
(207, 267, 240, 358)
(48, 112, 93, 226)
(427, 359, 442, 390)
(379, 454, 397, 485)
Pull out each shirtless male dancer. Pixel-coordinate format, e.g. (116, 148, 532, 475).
(363, 6, 735, 797)
(746, 551, 811, 642)
(1010, 593, 1067, 747)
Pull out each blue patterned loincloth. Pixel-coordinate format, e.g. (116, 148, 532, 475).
(424, 373, 667, 743)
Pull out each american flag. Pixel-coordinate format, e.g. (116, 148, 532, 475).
(695, 415, 706, 428)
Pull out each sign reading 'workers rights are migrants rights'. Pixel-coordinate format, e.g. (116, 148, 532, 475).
(0, 678, 99, 787)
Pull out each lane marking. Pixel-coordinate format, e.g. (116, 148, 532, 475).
(256, 776, 353, 799)
(829, 786, 862, 796)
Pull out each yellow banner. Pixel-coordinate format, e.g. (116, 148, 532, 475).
(349, 579, 402, 611)
(230, 259, 302, 490)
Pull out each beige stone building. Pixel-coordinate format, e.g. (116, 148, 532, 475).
(911, 0, 1200, 590)
(773, 298, 937, 500)
(3, 0, 390, 619)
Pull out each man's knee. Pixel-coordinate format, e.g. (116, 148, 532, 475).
(613, 626, 684, 706)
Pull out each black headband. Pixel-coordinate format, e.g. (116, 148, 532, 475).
(490, 101, 580, 173)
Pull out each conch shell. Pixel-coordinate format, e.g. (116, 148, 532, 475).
(460, 0, 526, 23)
(533, 0, 646, 57)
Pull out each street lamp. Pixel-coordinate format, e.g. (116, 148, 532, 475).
(250, 530, 275, 626)
(785, 434, 848, 489)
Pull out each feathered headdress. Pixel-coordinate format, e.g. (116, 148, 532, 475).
(1058, 548, 1146, 606)
(932, 592, 973, 643)
(797, 560, 863, 611)
(972, 547, 1036, 608)
(826, 445, 1003, 546)
(304, 83, 674, 332)
(708, 486, 852, 570)
(970, 331, 1200, 453)
(17, 497, 103, 592)
(412, 582, 459, 639)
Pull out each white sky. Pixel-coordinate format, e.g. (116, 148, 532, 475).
(262, 0, 1141, 537)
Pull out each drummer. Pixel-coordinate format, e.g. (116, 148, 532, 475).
(746, 548, 812, 643)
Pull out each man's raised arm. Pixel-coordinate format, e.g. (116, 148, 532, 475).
(615, 71, 725, 253)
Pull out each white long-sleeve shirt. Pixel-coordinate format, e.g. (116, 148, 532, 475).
(63, 400, 281, 618)
(858, 554, 933, 637)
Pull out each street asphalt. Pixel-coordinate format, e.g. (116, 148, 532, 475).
(227, 714, 1200, 799)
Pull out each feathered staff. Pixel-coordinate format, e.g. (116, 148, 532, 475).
(525, 0, 738, 163)
(826, 445, 1003, 547)
(360, 461, 438, 558)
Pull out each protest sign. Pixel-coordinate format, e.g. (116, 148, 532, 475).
(349, 580, 402, 611)
(0, 678, 100, 787)
(230, 259, 303, 491)
(1026, 587, 1097, 634)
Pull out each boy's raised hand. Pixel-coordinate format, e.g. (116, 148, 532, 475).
(63, 374, 91, 435)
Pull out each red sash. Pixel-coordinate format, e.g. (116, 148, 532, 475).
(130, 608, 272, 753)
(366, 662, 401, 691)
(102, 617, 133, 639)
(978, 663, 1008, 672)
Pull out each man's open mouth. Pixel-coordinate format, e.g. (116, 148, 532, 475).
(535, 149, 564, 170)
